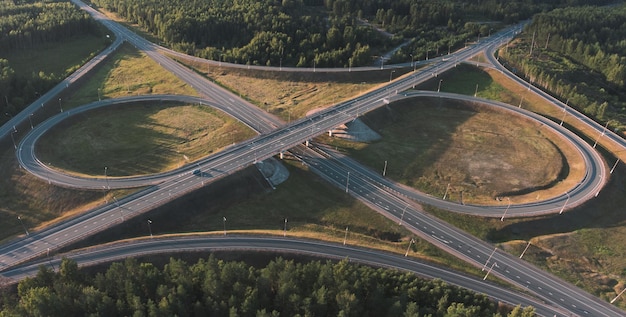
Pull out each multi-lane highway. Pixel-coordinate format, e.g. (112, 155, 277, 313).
(1, 235, 566, 317)
(17, 91, 606, 217)
(0, 1, 624, 316)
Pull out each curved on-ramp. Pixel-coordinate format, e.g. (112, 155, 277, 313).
(17, 92, 607, 218)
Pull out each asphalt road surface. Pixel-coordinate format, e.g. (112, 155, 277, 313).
(0, 1, 623, 316)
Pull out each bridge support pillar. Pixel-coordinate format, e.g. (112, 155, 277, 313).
(328, 130, 333, 137)
(305, 140, 310, 147)
(279, 151, 284, 159)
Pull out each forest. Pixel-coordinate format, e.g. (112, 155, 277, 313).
(88, 0, 610, 68)
(0, 0, 101, 120)
(498, 4, 626, 132)
(0, 256, 536, 317)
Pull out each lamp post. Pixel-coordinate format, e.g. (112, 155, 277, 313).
(104, 166, 109, 190)
(399, 204, 408, 225)
(343, 226, 348, 245)
(405, 238, 415, 257)
(482, 247, 497, 271)
(284, 218, 287, 237)
(483, 262, 496, 280)
(382, 160, 387, 176)
(389, 70, 395, 82)
(10, 129, 16, 149)
(500, 198, 511, 221)
(611, 287, 626, 304)
(29, 113, 33, 129)
(147, 219, 153, 237)
(58, 98, 63, 112)
(559, 191, 570, 214)
(519, 241, 531, 259)
(17, 216, 29, 236)
(410, 54, 414, 71)
(437, 79, 443, 92)
(443, 183, 450, 200)
(345, 171, 350, 193)
(223, 216, 227, 235)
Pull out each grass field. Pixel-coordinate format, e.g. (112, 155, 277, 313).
(0, 41, 198, 242)
(177, 57, 399, 122)
(36, 102, 256, 176)
(0, 34, 106, 77)
(65, 43, 198, 110)
(405, 64, 626, 307)
(323, 97, 578, 205)
(66, 160, 481, 278)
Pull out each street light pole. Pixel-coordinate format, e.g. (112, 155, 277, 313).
(345, 171, 350, 193)
(559, 192, 570, 214)
(29, 113, 33, 129)
(147, 219, 153, 237)
(10, 130, 16, 149)
(284, 218, 287, 237)
(482, 247, 497, 271)
(483, 262, 496, 280)
(382, 160, 387, 176)
(389, 70, 395, 82)
(399, 204, 408, 225)
(611, 286, 626, 304)
(58, 98, 63, 112)
(405, 238, 415, 257)
(610, 159, 620, 174)
(17, 216, 29, 236)
(104, 166, 109, 190)
(437, 79, 443, 92)
(343, 226, 348, 245)
(593, 120, 610, 148)
(500, 198, 511, 221)
(519, 241, 531, 259)
(223, 217, 227, 235)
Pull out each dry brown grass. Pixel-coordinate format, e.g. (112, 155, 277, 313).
(484, 67, 626, 163)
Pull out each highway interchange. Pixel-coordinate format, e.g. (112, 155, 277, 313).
(0, 1, 624, 316)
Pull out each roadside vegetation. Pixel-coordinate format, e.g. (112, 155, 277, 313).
(0, 40, 198, 243)
(0, 257, 535, 317)
(401, 64, 626, 308)
(2, 0, 625, 312)
(499, 4, 626, 135)
(36, 102, 256, 177)
(0, 0, 107, 124)
(322, 96, 578, 205)
(87, 0, 607, 69)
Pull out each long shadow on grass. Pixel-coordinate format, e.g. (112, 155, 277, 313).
(341, 96, 476, 197)
(63, 162, 410, 252)
(36, 103, 201, 176)
(488, 164, 626, 243)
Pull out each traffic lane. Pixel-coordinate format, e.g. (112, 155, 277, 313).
(1, 236, 563, 316)
(299, 147, 620, 316)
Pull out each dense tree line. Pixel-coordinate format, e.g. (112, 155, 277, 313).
(90, 0, 388, 68)
(499, 4, 626, 132)
(0, 256, 536, 317)
(89, 0, 612, 69)
(0, 0, 101, 121)
(0, 0, 99, 51)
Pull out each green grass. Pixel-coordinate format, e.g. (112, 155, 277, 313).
(36, 102, 256, 176)
(67, 160, 479, 277)
(0, 34, 107, 77)
(65, 42, 198, 109)
(323, 97, 566, 205)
